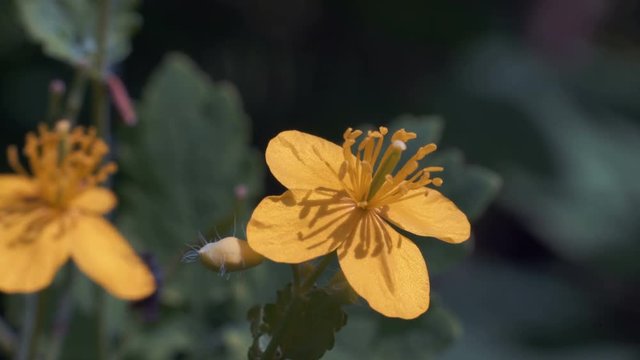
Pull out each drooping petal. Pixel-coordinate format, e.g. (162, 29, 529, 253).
(247, 189, 361, 263)
(338, 212, 429, 319)
(266, 130, 346, 191)
(70, 216, 155, 300)
(378, 188, 470, 243)
(70, 188, 116, 215)
(0, 175, 38, 203)
(0, 212, 70, 293)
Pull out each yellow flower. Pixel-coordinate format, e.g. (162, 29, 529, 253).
(247, 127, 470, 319)
(0, 122, 155, 300)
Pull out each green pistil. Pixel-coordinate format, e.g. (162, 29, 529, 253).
(367, 141, 405, 201)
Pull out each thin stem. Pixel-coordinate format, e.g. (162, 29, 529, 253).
(261, 296, 299, 360)
(46, 265, 78, 360)
(95, 287, 108, 360)
(46, 81, 65, 125)
(93, 0, 111, 138)
(15, 293, 46, 360)
(94, 4, 112, 358)
(0, 316, 16, 355)
(92, 80, 110, 138)
(300, 255, 333, 292)
(62, 67, 88, 123)
(290, 265, 300, 289)
(262, 255, 333, 360)
(95, 0, 110, 77)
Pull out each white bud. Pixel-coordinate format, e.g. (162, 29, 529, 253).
(199, 236, 264, 273)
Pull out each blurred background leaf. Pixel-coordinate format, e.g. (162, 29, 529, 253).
(434, 36, 640, 274)
(16, 0, 141, 67)
(113, 52, 264, 358)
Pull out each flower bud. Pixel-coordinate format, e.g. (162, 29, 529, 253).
(198, 236, 264, 273)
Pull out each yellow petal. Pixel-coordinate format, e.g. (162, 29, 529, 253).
(247, 189, 359, 263)
(70, 216, 155, 300)
(70, 188, 117, 215)
(379, 188, 470, 243)
(0, 212, 70, 293)
(338, 212, 429, 319)
(266, 130, 346, 191)
(0, 175, 37, 202)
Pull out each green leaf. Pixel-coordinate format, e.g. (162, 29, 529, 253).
(16, 0, 141, 66)
(116, 52, 263, 262)
(249, 284, 348, 360)
(114, 52, 263, 359)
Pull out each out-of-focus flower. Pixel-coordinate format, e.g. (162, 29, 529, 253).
(247, 127, 470, 319)
(0, 121, 155, 300)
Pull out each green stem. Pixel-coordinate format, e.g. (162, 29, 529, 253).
(299, 255, 333, 292)
(261, 297, 299, 360)
(46, 265, 78, 360)
(95, 287, 108, 360)
(93, 0, 111, 137)
(0, 316, 16, 355)
(93, 4, 112, 358)
(92, 80, 110, 138)
(15, 293, 46, 360)
(47, 80, 65, 125)
(290, 265, 300, 289)
(62, 67, 88, 124)
(262, 255, 333, 360)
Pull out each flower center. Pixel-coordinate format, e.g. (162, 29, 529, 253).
(338, 127, 443, 209)
(7, 121, 116, 209)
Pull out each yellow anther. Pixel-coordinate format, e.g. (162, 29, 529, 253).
(7, 146, 27, 176)
(391, 129, 417, 143)
(339, 126, 445, 209)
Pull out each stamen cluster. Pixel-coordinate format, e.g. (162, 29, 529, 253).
(7, 122, 116, 208)
(339, 127, 443, 209)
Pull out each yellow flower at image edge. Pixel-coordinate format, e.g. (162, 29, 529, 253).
(0, 123, 155, 300)
(247, 127, 470, 319)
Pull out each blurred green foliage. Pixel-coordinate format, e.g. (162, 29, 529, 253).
(114, 53, 265, 358)
(435, 36, 640, 275)
(17, 0, 140, 68)
(248, 283, 348, 360)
